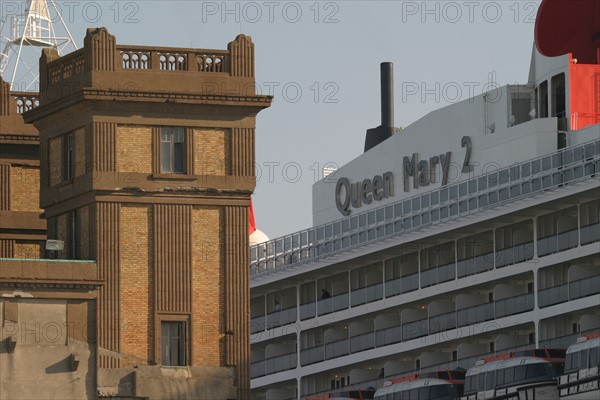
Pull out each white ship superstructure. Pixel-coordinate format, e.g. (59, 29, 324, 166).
(249, 1, 600, 399)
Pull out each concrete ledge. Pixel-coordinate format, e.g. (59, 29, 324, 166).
(0, 259, 97, 281)
(98, 365, 236, 400)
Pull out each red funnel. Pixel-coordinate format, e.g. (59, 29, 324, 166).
(535, 0, 600, 64)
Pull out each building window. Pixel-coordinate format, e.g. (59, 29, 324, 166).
(64, 133, 74, 181)
(161, 127, 185, 173)
(551, 73, 566, 118)
(161, 321, 186, 366)
(539, 81, 548, 118)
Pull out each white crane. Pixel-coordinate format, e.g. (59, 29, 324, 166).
(0, 0, 77, 91)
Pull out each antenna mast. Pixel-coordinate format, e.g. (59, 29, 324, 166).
(0, 0, 77, 91)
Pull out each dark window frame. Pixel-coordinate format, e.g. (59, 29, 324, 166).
(63, 133, 74, 182)
(67, 209, 79, 260)
(160, 127, 186, 174)
(160, 320, 187, 366)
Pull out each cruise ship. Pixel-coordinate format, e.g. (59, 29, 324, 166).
(249, 0, 600, 399)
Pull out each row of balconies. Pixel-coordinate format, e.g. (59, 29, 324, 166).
(252, 320, 599, 399)
(297, 329, 598, 400)
(251, 292, 536, 378)
(251, 266, 600, 378)
(251, 215, 598, 335)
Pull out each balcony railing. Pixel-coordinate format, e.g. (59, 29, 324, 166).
(429, 311, 457, 334)
(420, 262, 456, 288)
(12, 91, 39, 113)
(297, 294, 534, 367)
(250, 217, 600, 336)
(538, 275, 600, 308)
(538, 228, 579, 257)
(375, 324, 403, 347)
(580, 223, 600, 245)
(250, 315, 265, 334)
(265, 352, 297, 375)
(250, 359, 265, 378)
(299, 302, 316, 321)
(251, 139, 600, 278)
(385, 273, 419, 298)
(457, 302, 495, 327)
(495, 293, 534, 318)
(350, 282, 383, 307)
(538, 329, 596, 349)
(350, 331, 376, 353)
(251, 351, 297, 378)
(266, 306, 297, 329)
(495, 241, 535, 268)
(251, 218, 598, 334)
(457, 251, 494, 278)
(117, 45, 230, 73)
(317, 292, 349, 316)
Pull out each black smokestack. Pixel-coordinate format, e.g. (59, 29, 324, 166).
(381, 62, 394, 128)
(364, 62, 400, 153)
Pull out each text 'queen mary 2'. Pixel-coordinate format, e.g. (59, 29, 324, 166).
(249, 0, 600, 399)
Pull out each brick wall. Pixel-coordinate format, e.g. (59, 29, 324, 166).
(120, 205, 152, 366)
(13, 240, 43, 258)
(193, 129, 231, 176)
(117, 126, 152, 174)
(192, 206, 224, 366)
(10, 166, 41, 212)
(49, 137, 61, 186)
(75, 127, 86, 177)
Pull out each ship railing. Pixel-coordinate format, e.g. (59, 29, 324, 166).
(538, 274, 600, 308)
(250, 139, 600, 279)
(297, 294, 536, 367)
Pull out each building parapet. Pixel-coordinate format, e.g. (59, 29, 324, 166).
(0, 78, 38, 138)
(29, 27, 265, 116)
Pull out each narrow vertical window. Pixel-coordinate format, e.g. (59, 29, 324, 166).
(551, 73, 566, 118)
(64, 133, 74, 181)
(68, 210, 79, 259)
(160, 127, 185, 174)
(539, 81, 549, 118)
(161, 321, 186, 366)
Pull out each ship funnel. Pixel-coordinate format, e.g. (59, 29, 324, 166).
(364, 62, 401, 153)
(381, 62, 394, 128)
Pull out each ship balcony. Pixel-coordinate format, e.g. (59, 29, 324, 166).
(383, 272, 419, 298)
(297, 287, 536, 367)
(251, 334, 297, 379)
(538, 257, 600, 308)
(250, 200, 598, 339)
(298, 328, 537, 400)
(251, 351, 298, 378)
(350, 262, 384, 307)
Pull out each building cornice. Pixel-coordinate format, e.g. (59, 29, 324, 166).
(24, 89, 273, 122)
(0, 133, 39, 145)
(0, 278, 103, 290)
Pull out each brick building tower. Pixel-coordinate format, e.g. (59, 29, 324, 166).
(0, 78, 45, 257)
(24, 27, 271, 399)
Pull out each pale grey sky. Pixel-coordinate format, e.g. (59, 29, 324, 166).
(2, 0, 540, 238)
